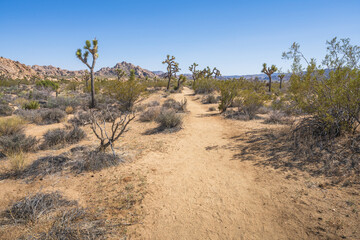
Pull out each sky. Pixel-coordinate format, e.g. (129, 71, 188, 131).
(0, 0, 360, 75)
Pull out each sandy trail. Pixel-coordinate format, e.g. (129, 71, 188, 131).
(130, 88, 303, 239)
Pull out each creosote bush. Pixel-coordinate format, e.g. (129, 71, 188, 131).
(192, 78, 218, 94)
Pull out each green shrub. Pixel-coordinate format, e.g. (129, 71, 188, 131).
(233, 90, 265, 120)
(192, 78, 218, 94)
(218, 80, 241, 113)
(106, 79, 145, 111)
(35, 79, 59, 91)
(22, 100, 40, 110)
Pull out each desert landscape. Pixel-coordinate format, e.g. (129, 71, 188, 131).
(1, 1, 359, 239)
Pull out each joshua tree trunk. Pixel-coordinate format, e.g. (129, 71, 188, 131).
(90, 69, 95, 108)
(279, 78, 282, 89)
(166, 74, 171, 90)
(268, 74, 272, 92)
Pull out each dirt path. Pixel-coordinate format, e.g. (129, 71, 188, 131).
(129, 88, 311, 239)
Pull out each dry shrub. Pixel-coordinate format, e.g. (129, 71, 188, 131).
(208, 106, 217, 112)
(0, 116, 26, 136)
(72, 151, 122, 173)
(139, 106, 160, 122)
(156, 108, 183, 129)
(0, 103, 13, 116)
(65, 106, 74, 114)
(162, 98, 187, 112)
(202, 94, 218, 104)
(69, 111, 92, 126)
(41, 126, 86, 149)
(0, 132, 38, 154)
(22, 155, 70, 179)
(16, 109, 66, 125)
(264, 111, 293, 125)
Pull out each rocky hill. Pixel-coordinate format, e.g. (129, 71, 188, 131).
(0, 57, 38, 79)
(95, 61, 156, 78)
(31, 65, 85, 77)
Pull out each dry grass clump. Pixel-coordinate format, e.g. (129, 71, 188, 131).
(1, 192, 110, 239)
(0, 116, 26, 136)
(37, 208, 107, 240)
(8, 152, 27, 174)
(41, 126, 86, 149)
(139, 106, 161, 122)
(3, 192, 76, 224)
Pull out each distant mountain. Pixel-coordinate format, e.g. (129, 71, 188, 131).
(96, 61, 156, 78)
(0, 56, 292, 81)
(0, 57, 38, 79)
(152, 71, 165, 76)
(31, 65, 85, 77)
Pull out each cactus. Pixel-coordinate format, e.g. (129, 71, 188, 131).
(261, 63, 278, 92)
(162, 55, 180, 90)
(76, 38, 98, 108)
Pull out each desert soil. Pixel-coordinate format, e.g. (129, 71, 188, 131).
(128, 88, 359, 239)
(0, 87, 359, 239)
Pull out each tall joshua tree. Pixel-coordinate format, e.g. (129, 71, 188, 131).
(76, 38, 98, 108)
(189, 63, 199, 82)
(261, 63, 278, 92)
(162, 55, 180, 90)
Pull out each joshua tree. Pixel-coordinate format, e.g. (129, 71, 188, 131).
(261, 63, 278, 92)
(201, 66, 221, 79)
(278, 73, 285, 89)
(76, 38, 98, 108)
(176, 74, 186, 91)
(162, 55, 180, 90)
(214, 68, 221, 79)
(189, 63, 199, 82)
(115, 68, 126, 81)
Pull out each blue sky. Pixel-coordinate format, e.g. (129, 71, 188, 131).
(1, 0, 359, 75)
